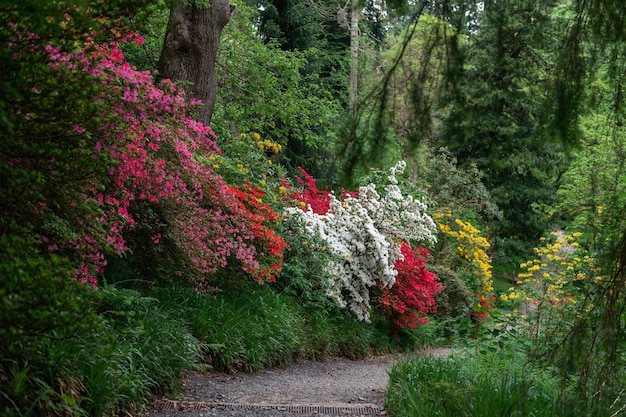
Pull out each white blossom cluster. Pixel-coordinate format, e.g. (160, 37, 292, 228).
(284, 161, 437, 321)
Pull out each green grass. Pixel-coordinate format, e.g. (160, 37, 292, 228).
(154, 285, 303, 372)
(69, 286, 200, 416)
(385, 352, 577, 417)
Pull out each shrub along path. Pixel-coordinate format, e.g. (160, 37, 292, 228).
(143, 348, 451, 417)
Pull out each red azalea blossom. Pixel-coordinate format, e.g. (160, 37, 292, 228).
(229, 183, 288, 283)
(291, 167, 332, 214)
(475, 294, 497, 320)
(288, 167, 358, 214)
(378, 243, 443, 330)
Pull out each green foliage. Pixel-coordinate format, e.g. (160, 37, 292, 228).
(557, 69, 626, 250)
(0, 235, 99, 416)
(209, 131, 287, 207)
(515, 233, 626, 414)
(258, 0, 349, 96)
(437, 0, 568, 257)
(214, 3, 342, 177)
(428, 265, 473, 321)
(258, 0, 326, 51)
(548, 57, 626, 412)
(386, 353, 569, 417)
(0, 28, 108, 263)
(0, 237, 199, 416)
(277, 215, 344, 313)
(379, 15, 458, 153)
(120, 1, 171, 71)
(76, 286, 199, 416)
(0, 0, 152, 130)
(155, 285, 303, 372)
(0, 235, 93, 353)
(548, 0, 626, 144)
(153, 283, 435, 371)
(420, 148, 502, 221)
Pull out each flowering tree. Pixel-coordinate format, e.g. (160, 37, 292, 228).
(285, 161, 438, 321)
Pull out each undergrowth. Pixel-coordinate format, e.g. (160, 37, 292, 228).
(1, 279, 439, 416)
(385, 352, 618, 417)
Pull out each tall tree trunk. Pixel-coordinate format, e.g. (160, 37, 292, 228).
(158, 0, 234, 126)
(349, 0, 359, 119)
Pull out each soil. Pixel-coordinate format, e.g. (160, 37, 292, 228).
(143, 347, 451, 417)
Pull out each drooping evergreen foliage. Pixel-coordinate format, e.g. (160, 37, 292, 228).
(534, 0, 626, 406)
(437, 0, 568, 255)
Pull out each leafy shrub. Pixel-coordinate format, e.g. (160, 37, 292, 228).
(0, 235, 101, 417)
(4, 17, 289, 292)
(421, 148, 502, 221)
(432, 210, 496, 323)
(428, 265, 474, 320)
(498, 231, 626, 413)
(278, 215, 344, 313)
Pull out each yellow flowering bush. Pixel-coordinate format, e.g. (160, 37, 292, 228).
(496, 231, 604, 357)
(501, 231, 599, 311)
(434, 210, 494, 294)
(432, 210, 495, 320)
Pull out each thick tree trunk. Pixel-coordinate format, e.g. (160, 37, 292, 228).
(158, 0, 234, 125)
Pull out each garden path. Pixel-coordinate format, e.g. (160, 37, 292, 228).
(142, 347, 451, 417)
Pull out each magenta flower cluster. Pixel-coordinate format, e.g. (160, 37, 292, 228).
(13, 29, 279, 288)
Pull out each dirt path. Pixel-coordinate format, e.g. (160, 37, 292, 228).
(143, 348, 450, 417)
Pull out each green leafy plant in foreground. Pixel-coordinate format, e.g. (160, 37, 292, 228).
(155, 285, 303, 372)
(386, 353, 570, 417)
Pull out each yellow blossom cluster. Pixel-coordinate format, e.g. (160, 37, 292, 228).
(258, 139, 282, 154)
(243, 131, 283, 155)
(235, 163, 250, 174)
(501, 231, 598, 308)
(499, 288, 521, 302)
(207, 154, 222, 170)
(435, 210, 494, 293)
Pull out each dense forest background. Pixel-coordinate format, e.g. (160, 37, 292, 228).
(3, 0, 626, 415)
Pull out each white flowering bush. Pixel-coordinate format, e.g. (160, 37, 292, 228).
(284, 161, 437, 321)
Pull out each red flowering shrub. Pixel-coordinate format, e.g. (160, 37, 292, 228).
(378, 243, 443, 329)
(288, 167, 358, 214)
(229, 183, 288, 283)
(288, 167, 332, 214)
(475, 293, 497, 320)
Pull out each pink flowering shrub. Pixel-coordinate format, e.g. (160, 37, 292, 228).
(6, 28, 284, 288)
